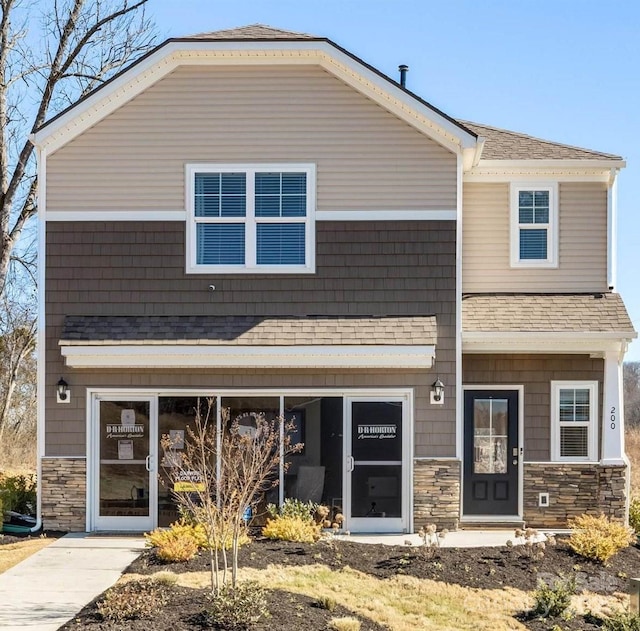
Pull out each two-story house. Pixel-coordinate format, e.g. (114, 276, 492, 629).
(32, 25, 636, 533)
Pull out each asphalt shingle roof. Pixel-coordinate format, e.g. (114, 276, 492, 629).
(185, 24, 318, 40)
(60, 315, 438, 346)
(461, 121, 622, 161)
(462, 293, 635, 334)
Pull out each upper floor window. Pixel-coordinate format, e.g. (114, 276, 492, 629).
(186, 164, 316, 274)
(510, 183, 558, 268)
(551, 381, 598, 462)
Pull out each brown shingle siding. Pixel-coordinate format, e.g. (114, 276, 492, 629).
(46, 220, 456, 457)
(463, 353, 604, 460)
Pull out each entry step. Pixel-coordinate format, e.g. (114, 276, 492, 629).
(459, 521, 525, 530)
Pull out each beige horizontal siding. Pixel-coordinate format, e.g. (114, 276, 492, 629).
(46, 65, 456, 212)
(462, 182, 608, 292)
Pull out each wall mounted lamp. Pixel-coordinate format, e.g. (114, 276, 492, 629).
(56, 377, 70, 404)
(430, 378, 445, 405)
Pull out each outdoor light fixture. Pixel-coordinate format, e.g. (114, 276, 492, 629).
(430, 378, 445, 405)
(56, 377, 70, 404)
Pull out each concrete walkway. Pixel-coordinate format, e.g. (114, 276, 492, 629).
(0, 533, 145, 631)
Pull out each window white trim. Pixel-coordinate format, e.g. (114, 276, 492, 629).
(551, 381, 598, 462)
(510, 182, 558, 268)
(185, 163, 316, 274)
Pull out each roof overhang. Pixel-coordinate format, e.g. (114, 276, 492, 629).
(465, 160, 625, 183)
(462, 331, 635, 355)
(59, 343, 436, 369)
(32, 39, 477, 157)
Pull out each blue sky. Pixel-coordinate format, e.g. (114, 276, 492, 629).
(152, 0, 640, 359)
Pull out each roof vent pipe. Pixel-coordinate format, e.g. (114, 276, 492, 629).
(399, 64, 409, 87)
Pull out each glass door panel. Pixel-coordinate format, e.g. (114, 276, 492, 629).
(96, 399, 155, 531)
(463, 390, 519, 516)
(347, 400, 405, 533)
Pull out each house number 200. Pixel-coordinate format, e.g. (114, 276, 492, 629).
(610, 406, 616, 430)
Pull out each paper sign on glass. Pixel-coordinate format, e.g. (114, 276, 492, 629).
(169, 429, 185, 450)
(118, 439, 134, 460)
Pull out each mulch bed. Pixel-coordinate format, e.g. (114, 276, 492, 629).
(61, 537, 640, 630)
(128, 536, 639, 594)
(60, 584, 387, 631)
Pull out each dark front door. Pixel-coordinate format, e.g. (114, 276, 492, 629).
(463, 390, 519, 516)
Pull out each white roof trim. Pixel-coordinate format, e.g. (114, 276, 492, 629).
(477, 159, 626, 169)
(465, 164, 622, 183)
(60, 343, 436, 369)
(462, 331, 634, 354)
(32, 40, 476, 156)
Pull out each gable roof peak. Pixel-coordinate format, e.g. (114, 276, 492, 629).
(184, 24, 319, 41)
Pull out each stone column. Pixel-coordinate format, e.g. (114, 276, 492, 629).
(602, 350, 625, 465)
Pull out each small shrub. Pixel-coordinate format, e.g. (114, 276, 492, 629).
(316, 504, 330, 522)
(520, 540, 546, 562)
(97, 579, 169, 621)
(0, 473, 36, 515)
(266, 498, 317, 522)
(146, 522, 200, 562)
(602, 610, 640, 631)
(316, 595, 337, 611)
(202, 581, 267, 629)
(146, 519, 251, 561)
(329, 617, 361, 631)
(146, 519, 203, 547)
(262, 515, 322, 542)
(155, 535, 198, 562)
(532, 574, 576, 618)
(629, 498, 640, 535)
(568, 513, 634, 564)
(152, 571, 178, 586)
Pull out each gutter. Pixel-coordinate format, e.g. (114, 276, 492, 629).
(30, 139, 44, 534)
(607, 168, 619, 290)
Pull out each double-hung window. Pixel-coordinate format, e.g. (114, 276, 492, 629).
(187, 164, 315, 273)
(510, 183, 558, 267)
(551, 381, 598, 461)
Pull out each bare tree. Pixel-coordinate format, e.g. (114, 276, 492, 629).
(0, 252, 36, 468)
(0, 0, 156, 297)
(625, 362, 640, 427)
(161, 400, 302, 594)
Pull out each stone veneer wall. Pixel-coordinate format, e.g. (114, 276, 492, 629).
(413, 459, 460, 530)
(523, 463, 627, 528)
(41, 458, 86, 531)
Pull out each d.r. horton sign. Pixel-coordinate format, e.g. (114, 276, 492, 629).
(357, 424, 397, 440)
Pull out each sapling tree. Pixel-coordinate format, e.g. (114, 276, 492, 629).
(161, 399, 302, 594)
